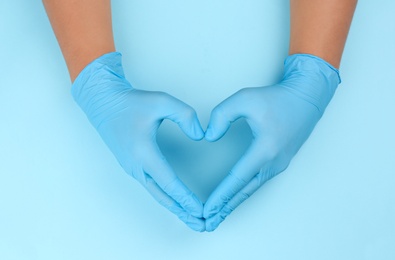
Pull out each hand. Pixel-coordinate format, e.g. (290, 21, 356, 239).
(203, 54, 341, 231)
(72, 52, 205, 231)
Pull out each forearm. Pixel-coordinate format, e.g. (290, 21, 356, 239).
(43, 0, 115, 82)
(289, 0, 357, 68)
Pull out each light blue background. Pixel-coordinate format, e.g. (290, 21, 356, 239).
(1, 1, 394, 259)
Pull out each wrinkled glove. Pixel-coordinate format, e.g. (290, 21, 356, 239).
(203, 54, 341, 231)
(72, 52, 205, 231)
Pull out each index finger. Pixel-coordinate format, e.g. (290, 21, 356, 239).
(143, 174, 205, 232)
(203, 139, 275, 219)
(143, 151, 204, 218)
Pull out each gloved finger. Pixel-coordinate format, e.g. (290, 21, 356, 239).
(142, 173, 205, 232)
(158, 93, 204, 141)
(205, 90, 249, 142)
(205, 170, 270, 232)
(143, 152, 204, 218)
(203, 139, 272, 219)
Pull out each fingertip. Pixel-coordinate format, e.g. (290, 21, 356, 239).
(179, 111, 205, 141)
(204, 110, 231, 142)
(204, 126, 217, 142)
(187, 218, 206, 232)
(178, 214, 206, 232)
(204, 124, 226, 142)
(191, 124, 205, 141)
(205, 215, 223, 232)
(205, 98, 240, 142)
(189, 200, 204, 218)
(205, 226, 216, 232)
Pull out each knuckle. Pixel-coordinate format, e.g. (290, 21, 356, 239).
(223, 204, 235, 214)
(219, 194, 231, 204)
(229, 169, 247, 185)
(239, 191, 251, 201)
(259, 167, 277, 182)
(256, 171, 269, 186)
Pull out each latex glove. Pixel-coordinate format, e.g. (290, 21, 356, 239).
(203, 54, 341, 231)
(72, 52, 205, 231)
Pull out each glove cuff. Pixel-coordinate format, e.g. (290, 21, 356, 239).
(71, 51, 125, 98)
(71, 52, 132, 129)
(282, 54, 341, 114)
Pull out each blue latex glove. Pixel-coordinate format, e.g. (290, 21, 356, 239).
(72, 52, 205, 231)
(203, 54, 341, 231)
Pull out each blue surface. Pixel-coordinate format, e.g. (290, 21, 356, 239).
(1, 1, 394, 259)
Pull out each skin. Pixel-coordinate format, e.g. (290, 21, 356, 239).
(289, 0, 358, 68)
(43, 0, 357, 79)
(42, 0, 115, 82)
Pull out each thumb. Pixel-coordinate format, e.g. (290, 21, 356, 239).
(161, 94, 204, 141)
(205, 92, 245, 142)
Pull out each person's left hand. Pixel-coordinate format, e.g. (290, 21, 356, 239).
(202, 54, 340, 231)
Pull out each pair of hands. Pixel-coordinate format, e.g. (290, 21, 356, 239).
(72, 52, 340, 232)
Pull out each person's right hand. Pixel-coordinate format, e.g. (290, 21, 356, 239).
(72, 52, 205, 231)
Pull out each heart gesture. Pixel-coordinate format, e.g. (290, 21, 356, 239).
(43, 0, 357, 233)
(72, 53, 340, 232)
